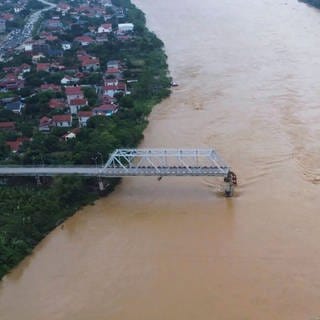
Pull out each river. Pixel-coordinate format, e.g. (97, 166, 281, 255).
(1, 0, 320, 319)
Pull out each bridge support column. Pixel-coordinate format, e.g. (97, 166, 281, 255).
(224, 182, 234, 197)
(224, 171, 237, 197)
(98, 180, 104, 191)
(35, 176, 41, 186)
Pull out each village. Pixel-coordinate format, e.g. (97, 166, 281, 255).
(0, 0, 137, 154)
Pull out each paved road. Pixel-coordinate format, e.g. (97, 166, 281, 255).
(0, 0, 56, 57)
(0, 166, 229, 177)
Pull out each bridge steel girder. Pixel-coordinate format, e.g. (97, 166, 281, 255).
(0, 149, 232, 178)
(104, 148, 229, 175)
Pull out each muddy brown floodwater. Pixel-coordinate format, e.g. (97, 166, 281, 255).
(2, 0, 320, 319)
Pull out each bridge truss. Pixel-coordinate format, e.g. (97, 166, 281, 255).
(104, 149, 230, 176)
(0, 149, 237, 196)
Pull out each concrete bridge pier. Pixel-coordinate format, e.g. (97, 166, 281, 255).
(224, 171, 237, 197)
(98, 179, 105, 191)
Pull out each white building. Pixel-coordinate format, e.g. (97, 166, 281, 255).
(52, 115, 72, 127)
(62, 42, 71, 50)
(78, 111, 92, 127)
(118, 23, 134, 33)
(98, 23, 112, 33)
(23, 41, 33, 52)
(61, 76, 79, 85)
(69, 98, 87, 114)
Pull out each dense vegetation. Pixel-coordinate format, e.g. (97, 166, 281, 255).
(0, 0, 171, 279)
(0, 177, 100, 277)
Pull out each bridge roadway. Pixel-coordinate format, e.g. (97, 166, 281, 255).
(0, 165, 229, 177)
(0, 149, 232, 178)
(0, 149, 236, 195)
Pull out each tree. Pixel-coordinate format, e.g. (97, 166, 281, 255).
(119, 95, 134, 109)
(80, 73, 103, 86)
(83, 87, 98, 106)
(87, 115, 108, 129)
(0, 134, 10, 160)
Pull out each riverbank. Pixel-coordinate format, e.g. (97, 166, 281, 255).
(0, 0, 171, 280)
(299, 0, 320, 8)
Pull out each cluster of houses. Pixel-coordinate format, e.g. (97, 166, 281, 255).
(38, 84, 121, 132)
(0, 0, 29, 33)
(0, 0, 136, 152)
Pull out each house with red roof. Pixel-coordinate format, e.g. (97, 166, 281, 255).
(62, 128, 80, 141)
(6, 137, 29, 153)
(77, 53, 100, 71)
(65, 86, 84, 104)
(39, 32, 58, 42)
(78, 111, 93, 127)
(50, 63, 65, 71)
(52, 114, 72, 127)
(80, 55, 100, 71)
(105, 61, 123, 79)
(105, 66, 122, 79)
(20, 64, 31, 74)
(74, 35, 94, 46)
(92, 104, 118, 116)
(0, 74, 24, 91)
(104, 79, 126, 97)
(98, 23, 112, 33)
(40, 84, 61, 92)
(69, 98, 88, 114)
(39, 116, 52, 132)
(0, 122, 16, 131)
(1, 13, 14, 21)
(36, 63, 51, 72)
(49, 99, 66, 110)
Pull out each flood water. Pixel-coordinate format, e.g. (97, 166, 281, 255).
(2, 0, 320, 319)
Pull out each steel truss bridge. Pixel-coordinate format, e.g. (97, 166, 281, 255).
(0, 149, 237, 196)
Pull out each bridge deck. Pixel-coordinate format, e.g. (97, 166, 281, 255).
(0, 148, 232, 178)
(0, 166, 229, 177)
